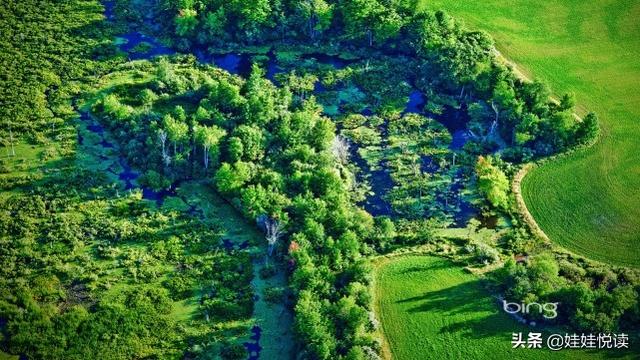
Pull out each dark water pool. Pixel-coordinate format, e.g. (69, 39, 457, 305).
(420, 155, 440, 174)
(117, 32, 175, 60)
(103, 0, 115, 20)
(214, 53, 253, 76)
(404, 89, 424, 114)
(98, 139, 114, 148)
(431, 105, 471, 150)
(244, 325, 262, 360)
(117, 158, 139, 190)
(349, 144, 394, 217)
(301, 53, 355, 69)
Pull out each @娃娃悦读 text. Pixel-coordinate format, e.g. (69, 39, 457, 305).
(511, 332, 629, 351)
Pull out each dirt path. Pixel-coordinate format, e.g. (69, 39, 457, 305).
(512, 164, 550, 243)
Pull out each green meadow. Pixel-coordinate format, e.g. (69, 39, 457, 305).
(422, 0, 640, 266)
(373, 255, 632, 360)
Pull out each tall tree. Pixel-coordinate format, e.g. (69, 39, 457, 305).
(297, 0, 334, 39)
(341, 0, 384, 46)
(475, 156, 509, 210)
(194, 124, 226, 169)
(575, 112, 599, 145)
(228, 0, 271, 39)
(163, 114, 188, 155)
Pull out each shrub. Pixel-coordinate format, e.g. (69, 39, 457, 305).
(263, 286, 286, 303)
(465, 241, 500, 264)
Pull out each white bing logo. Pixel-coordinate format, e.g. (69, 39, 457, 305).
(503, 301, 558, 319)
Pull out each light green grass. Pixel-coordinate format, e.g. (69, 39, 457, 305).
(422, 0, 640, 267)
(373, 255, 631, 359)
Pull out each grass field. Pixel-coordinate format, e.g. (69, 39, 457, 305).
(421, 0, 640, 267)
(373, 255, 633, 359)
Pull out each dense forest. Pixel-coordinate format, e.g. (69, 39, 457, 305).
(0, 0, 636, 359)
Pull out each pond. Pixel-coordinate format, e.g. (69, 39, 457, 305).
(348, 144, 394, 217)
(431, 105, 471, 151)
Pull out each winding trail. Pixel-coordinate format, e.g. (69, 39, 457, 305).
(512, 164, 550, 243)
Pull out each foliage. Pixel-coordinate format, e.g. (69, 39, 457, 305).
(494, 256, 640, 332)
(475, 155, 509, 210)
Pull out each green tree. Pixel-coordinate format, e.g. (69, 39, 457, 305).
(575, 112, 599, 145)
(194, 124, 226, 169)
(285, 71, 318, 100)
(233, 125, 265, 161)
(341, 0, 384, 46)
(372, 7, 403, 44)
(311, 117, 335, 151)
(297, 0, 334, 39)
(163, 113, 189, 156)
(175, 8, 199, 37)
(202, 8, 227, 38)
(138, 89, 158, 110)
(228, 0, 271, 38)
(294, 290, 336, 359)
(475, 156, 509, 210)
(214, 162, 252, 194)
(559, 92, 576, 111)
(227, 136, 244, 162)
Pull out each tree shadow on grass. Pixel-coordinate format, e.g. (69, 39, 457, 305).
(397, 279, 640, 358)
(397, 279, 514, 340)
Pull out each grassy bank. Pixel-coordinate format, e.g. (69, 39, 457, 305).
(373, 255, 630, 359)
(422, 0, 640, 266)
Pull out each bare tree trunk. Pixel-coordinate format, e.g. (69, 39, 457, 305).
(491, 101, 499, 124)
(490, 101, 500, 137)
(159, 130, 170, 166)
(203, 146, 209, 169)
(264, 217, 283, 257)
(9, 128, 15, 157)
(309, 12, 315, 39)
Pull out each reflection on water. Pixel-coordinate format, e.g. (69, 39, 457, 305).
(300, 53, 355, 69)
